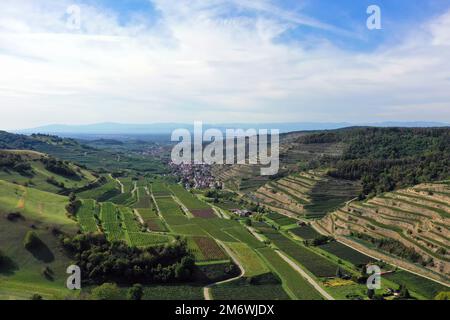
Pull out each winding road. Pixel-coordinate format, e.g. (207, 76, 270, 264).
(203, 241, 245, 300)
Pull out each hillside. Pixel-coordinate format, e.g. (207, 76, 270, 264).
(0, 131, 166, 173)
(212, 131, 346, 192)
(0, 180, 78, 299)
(250, 170, 361, 219)
(0, 150, 97, 194)
(315, 182, 450, 282)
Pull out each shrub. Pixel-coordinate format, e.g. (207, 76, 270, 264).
(91, 283, 121, 300)
(0, 249, 6, 266)
(127, 284, 144, 301)
(435, 292, 450, 300)
(23, 231, 41, 250)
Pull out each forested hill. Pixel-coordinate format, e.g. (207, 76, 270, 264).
(296, 127, 450, 196)
(0, 131, 166, 173)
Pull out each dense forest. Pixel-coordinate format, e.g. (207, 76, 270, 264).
(61, 233, 195, 285)
(299, 127, 450, 196)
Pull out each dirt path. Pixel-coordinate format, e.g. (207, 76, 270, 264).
(275, 250, 335, 300)
(131, 181, 137, 196)
(246, 226, 265, 242)
(203, 241, 245, 300)
(110, 174, 124, 194)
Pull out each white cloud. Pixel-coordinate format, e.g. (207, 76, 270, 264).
(0, 0, 449, 130)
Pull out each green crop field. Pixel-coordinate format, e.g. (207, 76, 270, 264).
(136, 208, 158, 220)
(257, 247, 323, 300)
(211, 278, 290, 300)
(226, 242, 270, 277)
(224, 227, 265, 249)
(76, 199, 98, 233)
(128, 232, 172, 247)
(134, 187, 152, 208)
(170, 184, 210, 210)
(318, 241, 373, 266)
(265, 212, 297, 226)
(142, 285, 204, 300)
(289, 226, 321, 240)
(100, 202, 126, 242)
(77, 175, 121, 202)
(119, 207, 142, 233)
(151, 181, 171, 197)
(155, 196, 185, 216)
(264, 232, 338, 277)
(187, 236, 228, 261)
(384, 271, 449, 299)
(171, 223, 207, 236)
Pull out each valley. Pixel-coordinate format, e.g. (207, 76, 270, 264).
(0, 127, 449, 300)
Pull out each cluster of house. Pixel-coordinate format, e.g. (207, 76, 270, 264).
(231, 209, 252, 217)
(169, 162, 223, 189)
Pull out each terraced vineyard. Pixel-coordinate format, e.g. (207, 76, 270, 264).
(251, 171, 360, 220)
(317, 182, 450, 278)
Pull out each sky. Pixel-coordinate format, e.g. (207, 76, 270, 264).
(0, 0, 450, 130)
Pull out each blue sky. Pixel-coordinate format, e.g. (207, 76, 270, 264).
(0, 0, 450, 129)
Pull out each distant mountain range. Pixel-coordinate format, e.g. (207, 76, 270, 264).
(14, 121, 450, 137)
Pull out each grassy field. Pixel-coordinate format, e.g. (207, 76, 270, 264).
(257, 247, 323, 300)
(0, 179, 78, 300)
(0, 180, 73, 227)
(0, 150, 96, 194)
